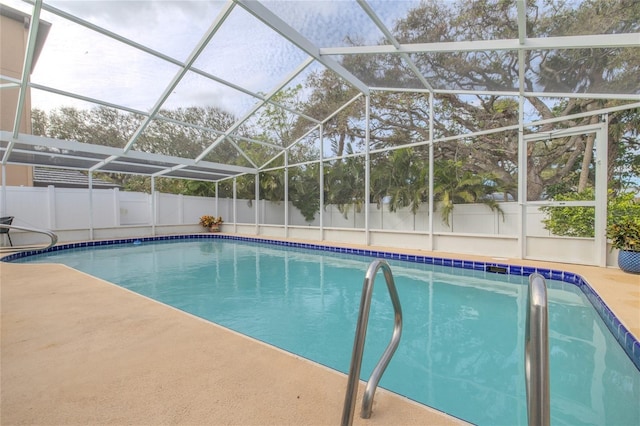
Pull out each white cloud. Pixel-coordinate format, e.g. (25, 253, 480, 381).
(25, 0, 305, 116)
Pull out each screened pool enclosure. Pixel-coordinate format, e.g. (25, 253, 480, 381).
(1, 0, 639, 266)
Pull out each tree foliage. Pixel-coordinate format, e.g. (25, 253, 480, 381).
(540, 189, 597, 238)
(305, 0, 640, 202)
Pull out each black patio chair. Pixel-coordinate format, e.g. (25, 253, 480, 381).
(0, 216, 14, 246)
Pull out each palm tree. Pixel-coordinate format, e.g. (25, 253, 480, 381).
(289, 165, 321, 222)
(259, 170, 285, 203)
(389, 148, 429, 215)
(433, 159, 503, 230)
(371, 147, 429, 214)
(324, 144, 365, 220)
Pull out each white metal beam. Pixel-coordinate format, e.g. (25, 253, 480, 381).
(27, 79, 638, 126)
(1, 165, 6, 217)
(2, 0, 42, 165)
(595, 120, 608, 267)
(29, 83, 149, 116)
(517, 0, 526, 256)
(195, 56, 316, 163)
(152, 164, 188, 178)
(319, 124, 324, 239)
(364, 94, 371, 245)
(155, 114, 284, 150)
(357, 0, 434, 92)
(524, 102, 640, 129)
(0, 131, 255, 176)
(235, 0, 370, 95)
(517, 0, 527, 45)
(321, 93, 364, 125)
(226, 138, 258, 169)
(122, 1, 236, 155)
(320, 33, 640, 55)
(428, 92, 434, 250)
(0, 74, 21, 90)
(0, 74, 21, 85)
(524, 123, 606, 142)
(284, 124, 321, 154)
(375, 86, 640, 100)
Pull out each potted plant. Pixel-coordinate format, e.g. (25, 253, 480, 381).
(607, 216, 640, 274)
(199, 215, 223, 232)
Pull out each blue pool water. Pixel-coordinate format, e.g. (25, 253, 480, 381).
(10, 238, 640, 425)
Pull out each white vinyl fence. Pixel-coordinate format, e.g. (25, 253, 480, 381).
(2, 185, 611, 266)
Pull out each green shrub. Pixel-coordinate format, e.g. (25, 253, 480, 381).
(541, 189, 596, 237)
(607, 218, 640, 251)
(542, 189, 640, 240)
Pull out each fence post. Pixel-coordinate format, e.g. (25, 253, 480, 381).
(47, 185, 56, 229)
(113, 188, 120, 227)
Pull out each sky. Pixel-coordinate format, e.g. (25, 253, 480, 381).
(2, 0, 418, 119)
(7, 0, 632, 125)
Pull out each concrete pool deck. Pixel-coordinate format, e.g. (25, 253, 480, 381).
(1, 235, 639, 425)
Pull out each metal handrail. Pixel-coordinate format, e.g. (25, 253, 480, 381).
(0, 223, 58, 253)
(341, 259, 403, 426)
(525, 273, 550, 426)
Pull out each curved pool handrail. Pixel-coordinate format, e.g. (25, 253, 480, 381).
(0, 223, 58, 253)
(525, 273, 550, 426)
(341, 259, 403, 426)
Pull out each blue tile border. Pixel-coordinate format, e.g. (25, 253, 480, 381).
(2, 233, 639, 371)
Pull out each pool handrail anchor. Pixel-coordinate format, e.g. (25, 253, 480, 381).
(341, 259, 403, 426)
(0, 223, 58, 253)
(525, 273, 551, 426)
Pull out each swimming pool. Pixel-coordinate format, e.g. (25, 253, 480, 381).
(6, 236, 640, 425)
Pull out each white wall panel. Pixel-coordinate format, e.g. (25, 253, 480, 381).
(120, 191, 149, 225)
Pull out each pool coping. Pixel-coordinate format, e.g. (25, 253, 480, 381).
(3, 232, 639, 371)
